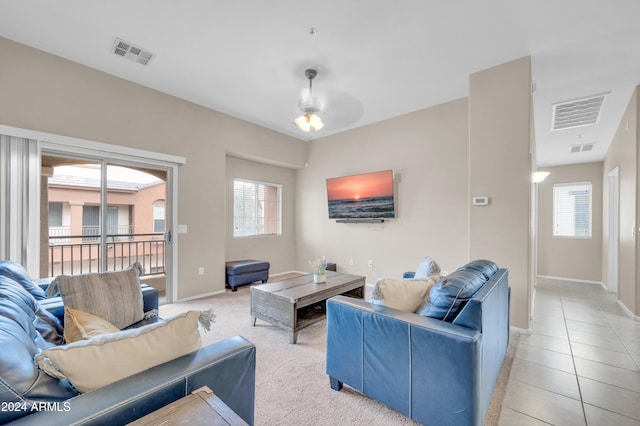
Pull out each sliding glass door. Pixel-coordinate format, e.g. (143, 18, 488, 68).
(42, 154, 171, 298)
(1, 126, 184, 303)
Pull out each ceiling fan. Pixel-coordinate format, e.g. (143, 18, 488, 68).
(294, 68, 325, 133)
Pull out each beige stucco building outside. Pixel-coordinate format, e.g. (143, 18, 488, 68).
(42, 169, 166, 283)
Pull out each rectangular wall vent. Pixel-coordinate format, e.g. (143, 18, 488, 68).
(552, 94, 607, 130)
(569, 143, 596, 153)
(112, 38, 154, 66)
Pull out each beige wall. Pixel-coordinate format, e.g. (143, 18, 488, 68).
(603, 87, 638, 315)
(469, 57, 532, 329)
(537, 163, 603, 282)
(296, 98, 470, 283)
(0, 36, 306, 300)
(296, 57, 533, 330)
(225, 155, 297, 274)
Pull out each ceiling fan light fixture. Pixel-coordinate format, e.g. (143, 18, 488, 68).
(295, 113, 324, 132)
(295, 68, 325, 133)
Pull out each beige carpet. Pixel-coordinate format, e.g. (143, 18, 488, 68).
(160, 284, 517, 426)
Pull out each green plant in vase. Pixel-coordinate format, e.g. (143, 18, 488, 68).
(310, 256, 327, 283)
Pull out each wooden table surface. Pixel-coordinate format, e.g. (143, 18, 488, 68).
(250, 271, 365, 343)
(127, 386, 248, 426)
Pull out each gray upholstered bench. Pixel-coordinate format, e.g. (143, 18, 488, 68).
(225, 260, 270, 291)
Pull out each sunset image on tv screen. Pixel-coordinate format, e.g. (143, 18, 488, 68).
(326, 170, 395, 219)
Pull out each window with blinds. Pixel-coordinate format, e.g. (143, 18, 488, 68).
(153, 204, 165, 233)
(233, 178, 282, 237)
(48, 202, 63, 227)
(553, 182, 592, 238)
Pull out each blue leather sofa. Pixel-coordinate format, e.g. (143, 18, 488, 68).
(326, 261, 510, 426)
(0, 261, 256, 425)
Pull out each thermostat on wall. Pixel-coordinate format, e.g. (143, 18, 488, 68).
(472, 196, 489, 206)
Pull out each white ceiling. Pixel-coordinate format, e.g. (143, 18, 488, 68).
(1, 1, 639, 168)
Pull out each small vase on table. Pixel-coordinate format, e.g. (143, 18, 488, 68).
(313, 272, 326, 283)
(310, 256, 328, 283)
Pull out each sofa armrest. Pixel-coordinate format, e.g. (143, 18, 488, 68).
(40, 284, 159, 325)
(8, 336, 256, 425)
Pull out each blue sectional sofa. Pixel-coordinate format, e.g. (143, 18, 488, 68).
(326, 260, 510, 426)
(0, 261, 256, 425)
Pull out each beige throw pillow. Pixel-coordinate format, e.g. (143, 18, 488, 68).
(48, 265, 144, 330)
(63, 306, 120, 343)
(370, 277, 439, 313)
(36, 310, 205, 393)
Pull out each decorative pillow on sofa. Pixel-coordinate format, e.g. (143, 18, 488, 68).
(36, 310, 213, 393)
(416, 269, 487, 321)
(63, 306, 120, 343)
(413, 256, 441, 279)
(371, 277, 438, 313)
(47, 264, 144, 330)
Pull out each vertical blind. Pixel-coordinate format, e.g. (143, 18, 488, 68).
(553, 181, 592, 237)
(233, 178, 281, 237)
(0, 135, 39, 271)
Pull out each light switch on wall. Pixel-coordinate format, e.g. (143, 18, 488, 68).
(472, 196, 489, 206)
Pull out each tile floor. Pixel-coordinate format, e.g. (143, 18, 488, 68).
(499, 277, 640, 425)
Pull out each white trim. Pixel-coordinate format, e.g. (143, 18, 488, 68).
(616, 300, 639, 321)
(530, 285, 536, 320)
(510, 326, 532, 335)
(177, 289, 226, 302)
(168, 167, 179, 304)
(537, 275, 603, 286)
(607, 167, 619, 294)
(0, 125, 186, 165)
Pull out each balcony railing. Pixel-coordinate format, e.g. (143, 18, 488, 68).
(48, 232, 166, 277)
(49, 225, 136, 244)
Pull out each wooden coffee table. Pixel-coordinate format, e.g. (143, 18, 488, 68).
(128, 386, 248, 425)
(250, 271, 365, 343)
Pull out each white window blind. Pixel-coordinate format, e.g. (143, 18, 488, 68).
(553, 182, 592, 238)
(233, 178, 281, 237)
(153, 204, 165, 233)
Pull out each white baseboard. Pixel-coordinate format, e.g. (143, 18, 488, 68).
(510, 326, 532, 334)
(176, 288, 225, 302)
(537, 275, 604, 287)
(617, 300, 640, 321)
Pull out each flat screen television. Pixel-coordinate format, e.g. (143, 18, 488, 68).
(326, 170, 395, 220)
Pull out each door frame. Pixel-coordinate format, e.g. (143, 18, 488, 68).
(0, 124, 185, 303)
(607, 166, 619, 294)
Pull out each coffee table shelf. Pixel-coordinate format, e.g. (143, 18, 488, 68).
(250, 271, 365, 344)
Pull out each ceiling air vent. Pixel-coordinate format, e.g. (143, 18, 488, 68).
(112, 38, 154, 66)
(552, 93, 607, 131)
(569, 143, 596, 153)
